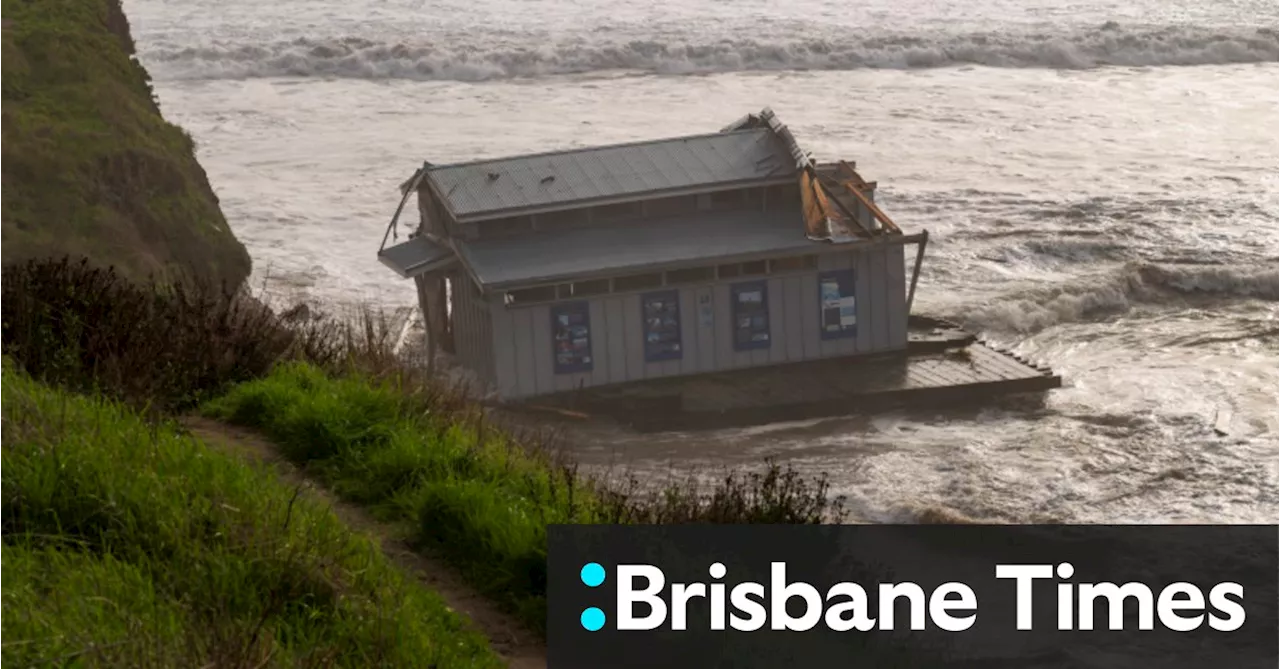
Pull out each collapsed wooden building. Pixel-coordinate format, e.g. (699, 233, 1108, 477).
(378, 108, 1059, 422)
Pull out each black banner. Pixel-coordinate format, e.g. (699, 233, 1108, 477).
(548, 525, 1278, 668)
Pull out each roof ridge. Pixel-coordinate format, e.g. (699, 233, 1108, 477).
(425, 127, 772, 172)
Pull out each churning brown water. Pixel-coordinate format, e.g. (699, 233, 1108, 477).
(127, 0, 1278, 523)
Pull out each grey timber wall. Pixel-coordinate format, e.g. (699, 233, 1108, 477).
(479, 242, 909, 399)
(449, 271, 497, 386)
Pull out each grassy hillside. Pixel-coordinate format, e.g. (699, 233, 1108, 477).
(2, 258, 901, 665)
(1, 0, 251, 288)
(2, 256, 855, 661)
(1, 362, 502, 667)
(204, 362, 847, 633)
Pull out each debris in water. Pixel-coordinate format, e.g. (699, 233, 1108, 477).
(1213, 406, 1233, 437)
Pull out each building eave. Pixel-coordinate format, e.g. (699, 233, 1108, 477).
(482, 233, 919, 293)
(377, 235, 460, 279)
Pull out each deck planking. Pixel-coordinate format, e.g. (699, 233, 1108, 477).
(535, 335, 1064, 431)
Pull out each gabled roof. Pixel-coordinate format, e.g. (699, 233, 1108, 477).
(424, 126, 797, 223)
(378, 108, 910, 289)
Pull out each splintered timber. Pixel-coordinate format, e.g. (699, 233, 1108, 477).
(612, 562, 1247, 633)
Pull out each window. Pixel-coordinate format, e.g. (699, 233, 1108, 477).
(769, 255, 818, 273)
(507, 285, 557, 305)
(535, 208, 590, 232)
(614, 272, 664, 292)
(665, 266, 714, 285)
(551, 302, 593, 373)
(594, 201, 644, 223)
(731, 281, 771, 351)
(641, 290, 682, 362)
(476, 216, 532, 239)
(557, 279, 610, 299)
(709, 189, 743, 210)
(818, 270, 857, 339)
(719, 260, 767, 280)
(646, 195, 699, 218)
(698, 190, 746, 211)
(766, 184, 800, 211)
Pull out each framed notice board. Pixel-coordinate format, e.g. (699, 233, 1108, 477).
(731, 281, 771, 351)
(642, 290, 683, 362)
(551, 301, 593, 374)
(818, 269, 857, 339)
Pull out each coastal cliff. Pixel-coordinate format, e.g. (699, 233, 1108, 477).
(1, 0, 251, 288)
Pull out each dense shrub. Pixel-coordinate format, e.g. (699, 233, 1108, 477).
(0, 256, 335, 412)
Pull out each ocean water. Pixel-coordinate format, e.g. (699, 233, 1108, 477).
(125, 0, 1279, 523)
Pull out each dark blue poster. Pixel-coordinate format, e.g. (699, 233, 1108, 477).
(642, 290, 682, 362)
(551, 301, 593, 374)
(818, 269, 857, 339)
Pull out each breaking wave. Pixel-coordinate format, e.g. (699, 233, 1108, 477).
(141, 24, 1279, 81)
(955, 262, 1280, 334)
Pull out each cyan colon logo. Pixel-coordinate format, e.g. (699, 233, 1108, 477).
(580, 562, 607, 631)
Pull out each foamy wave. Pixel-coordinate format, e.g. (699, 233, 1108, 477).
(141, 24, 1279, 81)
(956, 262, 1280, 333)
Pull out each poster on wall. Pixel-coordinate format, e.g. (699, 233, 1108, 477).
(642, 290, 683, 362)
(818, 270, 857, 339)
(551, 301, 593, 374)
(731, 281, 771, 351)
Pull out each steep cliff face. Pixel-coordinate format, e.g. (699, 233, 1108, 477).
(1, 0, 252, 289)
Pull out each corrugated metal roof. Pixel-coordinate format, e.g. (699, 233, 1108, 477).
(457, 210, 825, 289)
(427, 128, 795, 221)
(377, 236, 456, 278)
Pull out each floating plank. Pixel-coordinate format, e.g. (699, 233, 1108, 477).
(1213, 406, 1233, 437)
(525, 404, 592, 420)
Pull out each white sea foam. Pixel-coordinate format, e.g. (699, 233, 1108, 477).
(141, 24, 1280, 81)
(956, 262, 1280, 334)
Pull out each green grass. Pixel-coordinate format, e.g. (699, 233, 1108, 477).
(202, 362, 849, 635)
(3, 547, 192, 665)
(1, 362, 504, 668)
(1, 0, 250, 288)
(2, 255, 846, 647)
(203, 362, 598, 631)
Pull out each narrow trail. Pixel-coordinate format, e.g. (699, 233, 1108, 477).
(181, 417, 548, 669)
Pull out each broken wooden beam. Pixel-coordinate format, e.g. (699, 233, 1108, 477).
(1213, 406, 1233, 436)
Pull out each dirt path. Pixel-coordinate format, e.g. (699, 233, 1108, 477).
(181, 417, 547, 669)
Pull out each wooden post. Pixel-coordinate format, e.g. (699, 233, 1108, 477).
(414, 274, 437, 377)
(905, 231, 929, 316)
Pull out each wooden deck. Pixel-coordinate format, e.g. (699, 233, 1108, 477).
(679, 342, 1057, 412)
(527, 320, 1061, 432)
